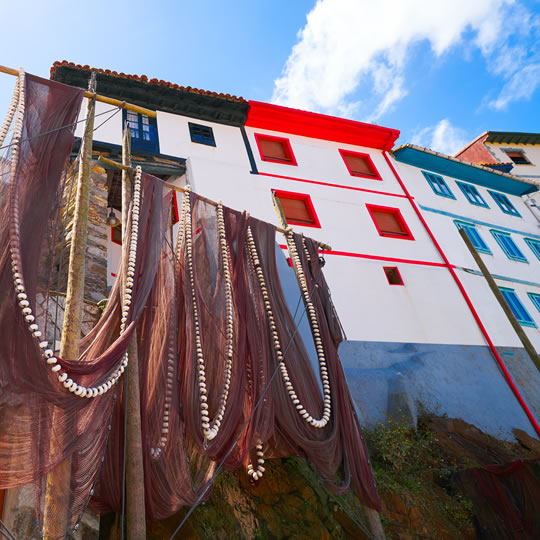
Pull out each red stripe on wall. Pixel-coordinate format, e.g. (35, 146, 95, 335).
(383, 151, 540, 436)
(278, 244, 449, 268)
(258, 171, 409, 199)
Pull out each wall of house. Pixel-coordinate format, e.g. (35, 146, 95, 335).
(485, 142, 540, 179)
(94, 107, 540, 438)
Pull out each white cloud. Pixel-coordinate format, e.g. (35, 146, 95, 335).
(272, 0, 537, 121)
(411, 119, 469, 156)
(489, 63, 540, 110)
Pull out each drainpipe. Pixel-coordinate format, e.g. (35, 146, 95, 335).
(383, 151, 540, 437)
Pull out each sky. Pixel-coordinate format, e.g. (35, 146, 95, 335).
(1, 0, 539, 155)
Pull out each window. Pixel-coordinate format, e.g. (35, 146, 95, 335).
(490, 230, 528, 262)
(488, 191, 521, 217)
(456, 182, 489, 207)
(189, 122, 216, 146)
(254, 134, 297, 165)
(528, 292, 540, 314)
(454, 221, 492, 254)
(504, 150, 531, 165)
(339, 150, 381, 180)
(422, 171, 455, 199)
(273, 190, 321, 228)
(111, 225, 122, 245)
(499, 287, 536, 327)
(524, 238, 540, 261)
(123, 110, 159, 153)
(366, 205, 414, 240)
(383, 267, 404, 285)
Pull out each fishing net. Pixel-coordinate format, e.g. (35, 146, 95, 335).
(0, 71, 379, 536)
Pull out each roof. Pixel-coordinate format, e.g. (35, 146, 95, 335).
(393, 144, 539, 197)
(485, 131, 540, 145)
(246, 101, 400, 151)
(51, 61, 249, 126)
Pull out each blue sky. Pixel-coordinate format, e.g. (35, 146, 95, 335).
(1, 0, 539, 155)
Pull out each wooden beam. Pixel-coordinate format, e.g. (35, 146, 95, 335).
(97, 156, 333, 251)
(459, 228, 540, 374)
(0, 64, 157, 118)
(121, 125, 147, 538)
(43, 72, 97, 539)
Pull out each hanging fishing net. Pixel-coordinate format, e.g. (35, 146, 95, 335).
(0, 71, 380, 536)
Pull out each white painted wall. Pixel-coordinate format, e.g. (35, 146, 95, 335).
(75, 98, 123, 146)
(485, 143, 540, 179)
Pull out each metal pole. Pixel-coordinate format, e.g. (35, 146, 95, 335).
(121, 124, 147, 538)
(459, 228, 540, 373)
(43, 72, 97, 539)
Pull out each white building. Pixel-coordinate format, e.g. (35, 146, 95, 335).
(53, 62, 540, 439)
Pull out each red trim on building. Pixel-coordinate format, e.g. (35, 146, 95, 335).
(366, 204, 415, 240)
(246, 101, 399, 151)
(171, 191, 179, 224)
(278, 245, 448, 268)
(254, 133, 298, 166)
(339, 149, 382, 180)
(273, 189, 321, 228)
(383, 266, 404, 285)
(382, 151, 540, 436)
(258, 172, 408, 199)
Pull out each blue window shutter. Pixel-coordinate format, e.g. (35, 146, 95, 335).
(488, 190, 521, 217)
(524, 238, 540, 261)
(456, 182, 489, 207)
(490, 230, 528, 262)
(422, 171, 455, 199)
(122, 110, 159, 153)
(500, 288, 537, 327)
(454, 221, 491, 254)
(528, 292, 540, 313)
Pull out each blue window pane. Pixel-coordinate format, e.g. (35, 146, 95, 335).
(500, 288, 536, 327)
(524, 238, 540, 261)
(122, 110, 159, 153)
(528, 292, 540, 313)
(189, 122, 216, 146)
(490, 230, 528, 262)
(454, 220, 491, 254)
(488, 190, 521, 217)
(422, 171, 455, 199)
(456, 182, 489, 207)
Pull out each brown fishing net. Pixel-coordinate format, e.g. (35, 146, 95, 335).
(0, 72, 379, 536)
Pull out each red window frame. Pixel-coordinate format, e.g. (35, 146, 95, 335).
(111, 224, 122, 245)
(339, 149, 381, 180)
(383, 266, 404, 286)
(171, 191, 179, 224)
(273, 189, 321, 228)
(254, 133, 298, 166)
(366, 204, 414, 240)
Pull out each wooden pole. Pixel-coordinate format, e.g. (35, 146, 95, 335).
(121, 124, 147, 538)
(43, 72, 97, 539)
(97, 156, 333, 251)
(459, 228, 540, 373)
(0, 64, 157, 118)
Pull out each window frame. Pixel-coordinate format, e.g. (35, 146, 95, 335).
(111, 224, 122, 246)
(421, 171, 455, 199)
(339, 149, 382, 180)
(188, 122, 216, 147)
(456, 181, 489, 208)
(273, 189, 321, 228)
(383, 266, 404, 286)
(499, 287, 537, 327)
(503, 149, 532, 165)
(254, 133, 297, 166)
(527, 292, 540, 314)
(490, 230, 528, 262)
(123, 110, 159, 153)
(366, 204, 415, 240)
(524, 238, 540, 261)
(488, 190, 521, 217)
(454, 220, 492, 254)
